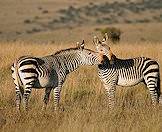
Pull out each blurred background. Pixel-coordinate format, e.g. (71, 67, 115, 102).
(0, 0, 162, 44)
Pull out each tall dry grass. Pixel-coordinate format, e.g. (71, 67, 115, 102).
(0, 41, 162, 132)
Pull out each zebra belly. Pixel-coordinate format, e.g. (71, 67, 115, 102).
(20, 74, 58, 88)
(37, 76, 58, 88)
(36, 68, 58, 88)
(117, 78, 143, 86)
(38, 70, 58, 87)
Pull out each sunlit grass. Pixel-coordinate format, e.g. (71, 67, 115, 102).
(0, 41, 162, 132)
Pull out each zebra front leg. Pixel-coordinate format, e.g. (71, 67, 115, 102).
(104, 84, 116, 110)
(53, 85, 62, 111)
(23, 87, 32, 111)
(42, 88, 52, 110)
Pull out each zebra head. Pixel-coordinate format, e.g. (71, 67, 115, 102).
(93, 36, 115, 64)
(76, 40, 100, 65)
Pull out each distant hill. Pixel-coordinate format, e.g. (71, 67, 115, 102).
(34, 0, 162, 30)
(0, 0, 162, 42)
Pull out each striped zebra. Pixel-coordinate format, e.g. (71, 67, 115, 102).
(11, 41, 99, 111)
(93, 36, 161, 109)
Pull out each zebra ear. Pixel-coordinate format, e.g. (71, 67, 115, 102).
(76, 42, 80, 48)
(101, 33, 108, 43)
(102, 37, 106, 42)
(77, 40, 84, 50)
(80, 40, 85, 49)
(93, 36, 102, 51)
(103, 33, 112, 46)
(105, 33, 109, 41)
(93, 36, 101, 46)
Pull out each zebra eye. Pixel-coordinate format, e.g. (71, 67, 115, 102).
(88, 52, 91, 55)
(100, 49, 103, 52)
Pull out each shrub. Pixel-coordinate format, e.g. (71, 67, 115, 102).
(24, 19, 32, 24)
(42, 10, 49, 14)
(96, 27, 121, 44)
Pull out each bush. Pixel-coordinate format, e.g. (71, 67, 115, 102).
(96, 27, 121, 44)
(24, 19, 32, 24)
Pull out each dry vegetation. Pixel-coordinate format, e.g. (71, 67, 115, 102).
(0, 41, 162, 132)
(0, 0, 162, 131)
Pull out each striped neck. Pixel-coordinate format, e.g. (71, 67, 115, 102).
(54, 50, 81, 73)
(62, 52, 81, 73)
(52, 47, 98, 73)
(98, 55, 112, 69)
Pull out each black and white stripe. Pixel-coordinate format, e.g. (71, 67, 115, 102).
(11, 41, 99, 111)
(93, 36, 161, 109)
(98, 56, 160, 108)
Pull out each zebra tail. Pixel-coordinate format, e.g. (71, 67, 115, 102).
(14, 59, 24, 97)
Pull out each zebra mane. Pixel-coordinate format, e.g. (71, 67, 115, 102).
(53, 47, 79, 56)
(53, 47, 94, 56)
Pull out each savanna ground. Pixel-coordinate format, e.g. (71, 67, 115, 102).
(0, 42, 162, 132)
(1, 0, 162, 132)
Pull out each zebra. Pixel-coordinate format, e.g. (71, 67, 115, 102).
(11, 40, 100, 111)
(93, 36, 161, 109)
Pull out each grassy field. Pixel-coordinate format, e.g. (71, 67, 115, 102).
(0, 0, 162, 131)
(0, 41, 162, 132)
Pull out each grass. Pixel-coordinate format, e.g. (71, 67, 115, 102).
(0, 41, 162, 132)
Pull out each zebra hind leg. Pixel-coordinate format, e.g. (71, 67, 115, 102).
(42, 88, 52, 110)
(149, 86, 159, 106)
(145, 79, 159, 106)
(15, 86, 23, 111)
(23, 86, 32, 111)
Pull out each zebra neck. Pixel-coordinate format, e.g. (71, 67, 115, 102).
(61, 53, 80, 73)
(98, 60, 112, 70)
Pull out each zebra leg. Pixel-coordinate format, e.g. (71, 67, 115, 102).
(42, 88, 52, 110)
(23, 86, 32, 111)
(147, 85, 159, 105)
(15, 86, 22, 111)
(144, 78, 159, 105)
(53, 84, 62, 111)
(104, 83, 116, 110)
